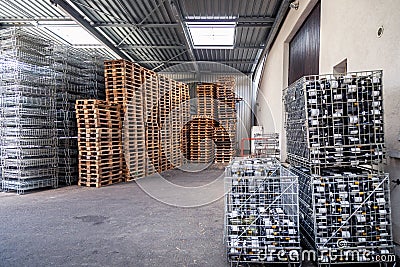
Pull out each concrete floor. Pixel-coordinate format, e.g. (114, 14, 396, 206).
(0, 168, 228, 267)
(6, 167, 393, 267)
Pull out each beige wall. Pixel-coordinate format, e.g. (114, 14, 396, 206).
(257, 0, 400, 245)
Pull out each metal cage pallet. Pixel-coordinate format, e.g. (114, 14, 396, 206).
(54, 45, 106, 185)
(290, 166, 394, 266)
(283, 70, 385, 173)
(0, 28, 58, 194)
(224, 158, 300, 265)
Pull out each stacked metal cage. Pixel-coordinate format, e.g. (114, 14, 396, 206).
(253, 133, 280, 159)
(283, 71, 394, 265)
(53, 46, 106, 185)
(224, 158, 300, 265)
(283, 71, 385, 173)
(0, 28, 57, 194)
(291, 166, 393, 265)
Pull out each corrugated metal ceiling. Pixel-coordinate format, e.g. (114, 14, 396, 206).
(0, 0, 286, 75)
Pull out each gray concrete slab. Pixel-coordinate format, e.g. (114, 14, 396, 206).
(0, 167, 318, 267)
(0, 169, 226, 267)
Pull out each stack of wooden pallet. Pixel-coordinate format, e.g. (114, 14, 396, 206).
(169, 80, 186, 167)
(158, 75, 172, 172)
(142, 69, 160, 176)
(77, 59, 191, 183)
(75, 100, 123, 187)
(189, 115, 215, 163)
(213, 126, 234, 163)
(185, 84, 218, 163)
(215, 77, 237, 163)
(196, 83, 216, 118)
(179, 82, 190, 165)
(104, 59, 146, 180)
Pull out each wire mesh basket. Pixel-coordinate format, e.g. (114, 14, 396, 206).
(224, 158, 300, 265)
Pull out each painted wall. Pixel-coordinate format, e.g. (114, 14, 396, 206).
(257, 0, 400, 245)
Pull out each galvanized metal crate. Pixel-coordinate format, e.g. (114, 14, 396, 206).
(224, 158, 300, 265)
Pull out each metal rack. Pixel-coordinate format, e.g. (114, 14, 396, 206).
(283, 70, 394, 265)
(283, 71, 385, 173)
(53, 45, 106, 185)
(0, 28, 106, 192)
(224, 158, 300, 265)
(291, 166, 394, 265)
(0, 28, 57, 194)
(240, 133, 280, 159)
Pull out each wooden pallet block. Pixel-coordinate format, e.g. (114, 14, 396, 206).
(78, 174, 124, 188)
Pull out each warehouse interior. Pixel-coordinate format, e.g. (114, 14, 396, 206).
(0, 0, 399, 266)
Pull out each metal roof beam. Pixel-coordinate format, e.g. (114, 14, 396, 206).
(93, 22, 179, 28)
(50, 0, 128, 60)
(119, 44, 263, 50)
(168, 0, 197, 63)
(237, 17, 275, 23)
(185, 17, 275, 26)
(252, 0, 291, 76)
(119, 44, 185, 49)
(138, 60, 254, 64)
(0, 18, 72, 22)
(236, 24, 273, 28)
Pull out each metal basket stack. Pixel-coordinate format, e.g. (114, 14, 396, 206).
(0, 28, 57, 194)
(283, 71, 395, 265)
(224, 158, 300, 265)
(53, 45, 106, 185)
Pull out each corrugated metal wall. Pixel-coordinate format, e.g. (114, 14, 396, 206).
(160, 62, 253, 151)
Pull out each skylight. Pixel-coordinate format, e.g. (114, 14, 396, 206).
(186, 21, 236, 49)
(44, 25, 102, 46)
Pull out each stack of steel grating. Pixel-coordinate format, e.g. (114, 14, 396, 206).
(215, 76, 237, 164)
(0, 28, 57, 194)
(224, 158, 300, 265)
(53, 46, 106, 185)
(283, 70, 395, 265)
(75, 100, 123, 187)
(105, 59, 145, 180)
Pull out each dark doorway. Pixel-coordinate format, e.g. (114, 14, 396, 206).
(288, 1, 321, 85)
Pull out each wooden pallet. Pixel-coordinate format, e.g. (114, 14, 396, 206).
(78, 173, 124, 188)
